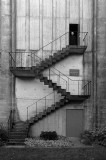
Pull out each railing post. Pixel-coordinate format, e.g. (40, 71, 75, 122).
(21, 52, 22, 67)
(66, 81, 67, 92)
(78, 81, 79, 95)
(89, 81, 91, 96)
(85, 86, 87, 95)
(83, 86, 85, 95)
(68, 78, 69, 92)
(49, 68, 50, 80)
(59, 72, 60, 85)
(9, 52, 11, 67)
(13, 109, 15, 127)
(45, 97, 46, 110)
(27, 107, 28, 122)
(60, 37, 61, 50)
(42, 48, 43, 60)
(34, 53, 35, 66)
(36, 102, 37, 115)
(86, 83, 88, 95)
(88, 82, 89, 95)
(31, 52, 32, 67)
(54, 91, 55, 106)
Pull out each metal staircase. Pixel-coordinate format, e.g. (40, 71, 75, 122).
(9, 31, 91, 139)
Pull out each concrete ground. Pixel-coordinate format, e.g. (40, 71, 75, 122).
(4, 137, 92, 148)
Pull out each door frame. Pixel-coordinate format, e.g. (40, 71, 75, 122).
(69, 24, 80, 45)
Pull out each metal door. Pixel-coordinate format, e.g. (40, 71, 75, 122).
(66, 109, 83, 137)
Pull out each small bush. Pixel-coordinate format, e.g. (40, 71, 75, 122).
(80, 127, 106, 147)
(0, 129, 8, 142)
(40, 131, 58, 140)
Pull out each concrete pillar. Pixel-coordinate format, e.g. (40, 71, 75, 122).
(25, 0, 30, 66)
(25, 0, 30, 51)
(96, 0, 106, 128)
(0, 0, 12, 127)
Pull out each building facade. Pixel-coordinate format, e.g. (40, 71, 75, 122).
(0, 0, 106, 138)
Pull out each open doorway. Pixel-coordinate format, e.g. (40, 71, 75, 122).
(69, 24, 79, 45)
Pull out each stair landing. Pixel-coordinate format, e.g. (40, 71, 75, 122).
(10, 45, 87, 77)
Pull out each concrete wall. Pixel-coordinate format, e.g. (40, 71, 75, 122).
(14, 0, 94, 132)
(29, 102, 84, 137)
(43, 55, 83, 94)
(1, 0, 106, 132)
(16, 55, 83, 121)
(16, 0, 92, 51)
(96, 0, 106, 128)
(16, 78, 63, 121)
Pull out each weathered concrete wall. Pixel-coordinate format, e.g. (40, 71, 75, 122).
(16, 78, 63, 121)
(0, 0, 12, 127)
(96, 0, 106, 128)
(15, 0, 93, 130)
(43, 55, 83, 94)
(16, 0, 92, 50)
(29, 102, 84, 137)
(0, 0, 106, 132)
(16, 55, 83, 121)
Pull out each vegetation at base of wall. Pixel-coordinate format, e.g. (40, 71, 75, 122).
(0, 127, 8, 146)
(40, 131, 58, 140)
(80, 127, 106, 147)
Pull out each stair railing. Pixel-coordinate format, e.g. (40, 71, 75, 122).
(27, 91, 59, 121)
(31, 53, 91, 95)
(26, 81, 91, 123)
(9, 32, 88, 68)
(82, 80, 92, 96)
(30, 32, 88, 65)
(48, 66, 92, 95)
(8, 109, 15, 136)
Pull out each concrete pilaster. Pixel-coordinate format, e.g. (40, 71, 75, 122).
(0, 0, 12, 127)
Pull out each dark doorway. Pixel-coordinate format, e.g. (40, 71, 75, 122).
(69, 24, 79, 45)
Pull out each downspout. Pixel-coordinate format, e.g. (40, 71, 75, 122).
(92, 0, 98, 130)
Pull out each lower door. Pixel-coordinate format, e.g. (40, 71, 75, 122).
(66, 109, 83, 137)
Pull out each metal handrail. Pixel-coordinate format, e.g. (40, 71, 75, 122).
(27, 91, 56, 121)
(9, 31, 88, 68)
(9, 31, 88, 56)
(27, 91, 54, 109)
(31, 31, 87, 54)
(30, 53, 90, 93)
(8, 109, 15, 136)
(31, 53, 89, 82)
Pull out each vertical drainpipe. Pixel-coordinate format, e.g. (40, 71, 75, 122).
(11, 0, 17, 120)
(52, 0, 54, 54)
(92, 0, 98, 130)
(25, 0, 30, 66)
(39, 0, 40, 49)
(42, 0, 43, 59)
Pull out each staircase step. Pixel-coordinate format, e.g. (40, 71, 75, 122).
(10, 132, 27, 135)
(55, 102, 60, 108)
(9, 135, 26, 139)
(9, 139, 25, 142)
(7, 142, 25, 145)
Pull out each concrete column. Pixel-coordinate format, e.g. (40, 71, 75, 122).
(96, 0, 106, 128)
(25, 0, 30, 66)
(92, 0, 98, 129)
(0, 0, 12, 127)
(25, 0, 30, 51)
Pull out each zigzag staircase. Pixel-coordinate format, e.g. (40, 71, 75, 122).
(10, 45, 87, 77)
(28, 68, 91, 126)
(9, 31, 91, 140)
